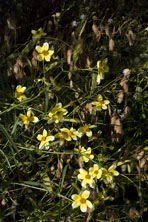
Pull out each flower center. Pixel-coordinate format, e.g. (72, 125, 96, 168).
(36, 30, 41, 35)
(69, 131, 73, 136)
(85, 174, 90, 179)
(55, 110, 62, 116)
(101, 65, 105, 71)
(80, 198, 86, 204)
(26, 116, 31, 122)
(98, 101, 103, 106)
(83, 126, 89, 132)
(42, 136, 46, 141)
(106, 172, 112, 177)
(94, 170, 99, 175)
(17, 92, 23, 97)
(42, 50, 49, 56)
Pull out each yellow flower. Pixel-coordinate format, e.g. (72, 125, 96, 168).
(71, 190, 93, 212)
(92, 94, 110, 111)
(31, 28, 46, 39)
(20, 109, 39, 128)
(37, 129, 54, 149)
(97, 58, 109, 85)
(78, 168, 95, 188)
(78, 124, 96, 137)
(15, 85, 26, 101)
(35, 42, 54, 62)
(48, 103, 68, 123)
(89, 164, 102, 179)
(102, 165, 119, 183)
(75, 146, 94, 163)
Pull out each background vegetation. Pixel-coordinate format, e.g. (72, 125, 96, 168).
(0, 0, 148, 221)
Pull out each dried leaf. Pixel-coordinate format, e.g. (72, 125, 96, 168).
(124, 105, 130, 117)
(70, 80, 73, 88)
(67, 46, 73, 65)
(13, 58, 26, 81)
(7, 18, 16, 30)
(120, 79, 128, 93)
(86, 56, 91, 68)
(81, 110, 85, 119)
(105, 23, 111, 37)
(140, 157, 146, 168)
(129, 208, 140, 218)
(85, 103, 93, 114)
(92, 24, 101, 42)
(47, 20, 53, 32)
(120, 70, 131, 93)
(114, 118, 123, 142)
(117, 90, 124, 103)
(56, 154, 64, 179)
(78, 157, 83, 168)
(114, 118, 123, 134)
(111, 112, 117, 125)
(32, 50, 38, 68)
(128, 30, 134, 46)
(109, 38, 115, 51)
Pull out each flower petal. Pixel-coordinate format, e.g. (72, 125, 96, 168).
(81, 190, 90, 199)
(31, 30, 36, 35)
(97, 94, 103, 101)
(37, 54, 44, 61)
(80, 203, 87, 212)
(97, 74, 101, 85)
(31, 116, 39, 123)
(71, 194, 80, 201)
(42, 129, 47, 137)
(72, 201, 80, 209)
(102, 104, 107, 110)
(86, 200, 93, 209)
(46, 136, 55, 141)
(35, 46, 43, 53)
(45, 54, 52, 62)
(104, 100, 110, 105)
(37, 134, 43, 141)
(86, 130, 92, 137)
(42, 42, 49, 51)
(39, 141, 49, 149)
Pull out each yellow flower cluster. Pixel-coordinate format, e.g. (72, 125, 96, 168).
(13, 35, 119, 214)
(72, 161, 119, 212)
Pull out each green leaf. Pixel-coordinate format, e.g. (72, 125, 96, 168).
(0, 123, 20, 163)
